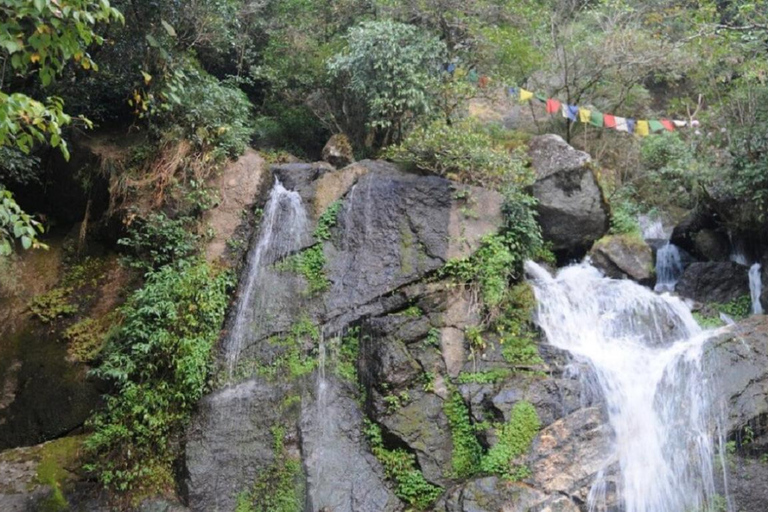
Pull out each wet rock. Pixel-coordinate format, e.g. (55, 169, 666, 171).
(528, 135, 609, 256)
(271, 161, 334, 204)
(204, 149, 270, 265)
(693, 229, 730, 262)
(438, 477, 556, 512)
(492, 375, 591, 429)
(676, 262, 749, 305)
(588, 235, 653, 284)
(670, 207, 718, 258)
(528, 407, 613, 499)
(300, 378, 402, 512)
(185, 379, 293, 512)
(322, 134, 355, 168)
(378, 390, 453, 485)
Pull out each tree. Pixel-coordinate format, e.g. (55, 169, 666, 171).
(327, 20, 446, 148)
(0, 0, 122, 255)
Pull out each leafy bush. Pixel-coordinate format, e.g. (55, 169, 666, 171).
(166, 71, 254, 160)
(444, 390, 483, 478)
(117, 213, 199, 271)
(384, 120, 534, 190)
(328, 20, 446, 147)
(85, 260, 233, 495)
(481, 401, 540, 479)
(364, 421, 442, 509)
(0, 186, 46, 256)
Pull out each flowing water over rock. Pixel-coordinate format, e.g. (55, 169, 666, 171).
(654, 243, 685, 292)
(525, 261, 727, 512)
(750, 263, 763, 315)
(223, 180, 310, 375)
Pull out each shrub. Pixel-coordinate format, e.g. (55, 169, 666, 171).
(85, 260, 233, 496)
(383, 120, 534, 190)
(328, 20, 446, 147)
(117, 213, 199, 271)
(167, 71, 254, 160)
(444, 390, 483, 478)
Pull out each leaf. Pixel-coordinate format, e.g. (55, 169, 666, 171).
(161, 20, 177, 37)
(21, 236, 32, 250)
(141, 71, 152, 85)
(1, 40, 23, 54)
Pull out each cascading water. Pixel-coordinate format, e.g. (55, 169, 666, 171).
(224, 180, 309, 376)
(525, 261, 727, 512)
(654, 243, 685, 292)
(750, 263, 763, 315)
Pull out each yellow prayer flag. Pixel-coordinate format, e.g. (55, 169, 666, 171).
(519, 89, 534, 102)
(636, 120, 650, 137)
(578, 108, 591, 123)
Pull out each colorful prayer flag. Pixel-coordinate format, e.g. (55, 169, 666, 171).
(615, 117, 628, 132)
(660, 119, 675, 131)
(627, 119, 636, 133)
(535, 93, 547, 103)
(478, 75, 490, 88)
(519, 89, 534, 101)
(590, 110, 604, 127)
(636, 120, 650, 136)
(446, 63, 456, 74)
(578, 108, 591, 123)
(566, 105, 579, 121)
(604, 115, 617, 129)
(673, 120, 687, 128)
(468, 69, 479, 83)
(546, 98, 561, 114)
(649, 120, 665, 132)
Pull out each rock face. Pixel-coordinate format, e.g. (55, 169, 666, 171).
(676, 262, 750, 304)
(588, 235, 654, 283)
(322, 133, 355, 168)
(185, 160, 507, 511)
(670, 207, 719, 258)
(529, 134, 609, 256)
(693, 228, 730, 262)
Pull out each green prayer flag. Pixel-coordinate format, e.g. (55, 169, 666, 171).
(589, 110, 604, 127)
(535, 93, 547, 103)
(467, 70, 479, 83)
(649, 120, 665, 132)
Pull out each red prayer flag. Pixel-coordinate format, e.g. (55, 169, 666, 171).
(661, 119, 675, 131)
(546, 98, 561, 114)
(478, 75, 490, 88)
(604, 115, 617, 128)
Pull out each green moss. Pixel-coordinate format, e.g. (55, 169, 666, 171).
(424, 328, 441, 348)
(444, 390, 483, 478)
(456, 368, 512, 384)
(364, 421, 442, 509)
(63, 314, 116, 363)
(398, 305, 422, 318)
(480, 401, 540, 479)
(29, 287, 78, 323)
(36, 436, 84, 512)
(239, 426, 304, 512)
(334, 327, 360, 382)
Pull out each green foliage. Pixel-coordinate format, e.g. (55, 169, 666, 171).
(85, 260, 233, 495)
(364, 420, 442, 509)
(443, 390, 483, 478)
(384, 120, 533, 190)
(63, 316, 114, 363)
(328, 21, 446, 147)
(717, 295, 752, 320)
(480, 401, 540, 479)
(0, 0, 122, 157)
(237, 426, 304, 512)
(456, 368, 512, 384)
(334, 327, 360, 383)
(117, 213, 199, 271)
(609, 197, 642, 236)
(314, 200, 343, 241)
(36, 436, 83, 512)
(29, 287, 78, 323)
(165, 70, 254, 160)
(276, 244, 329, 295)
(0, 186, 46, 256)
(0, 146, 42, 186)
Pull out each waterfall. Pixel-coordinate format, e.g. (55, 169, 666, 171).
(750, 263, 763, 315)
(639, 215, 669, 241)
(223, 180, 309, 376)
(654, 243, 684, 292)
(526, 261, 727, 512)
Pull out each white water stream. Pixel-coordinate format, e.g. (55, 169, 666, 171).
(750, 263, 763, 315)
(526, 261, 727, 512)
(223, 181, 309, 376)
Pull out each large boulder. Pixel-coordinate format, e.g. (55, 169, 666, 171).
(676, 262, 749, 304)
(528, 135, 609, 256)
(588, 235, 654, 284)
(321, 133, 355, 168)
